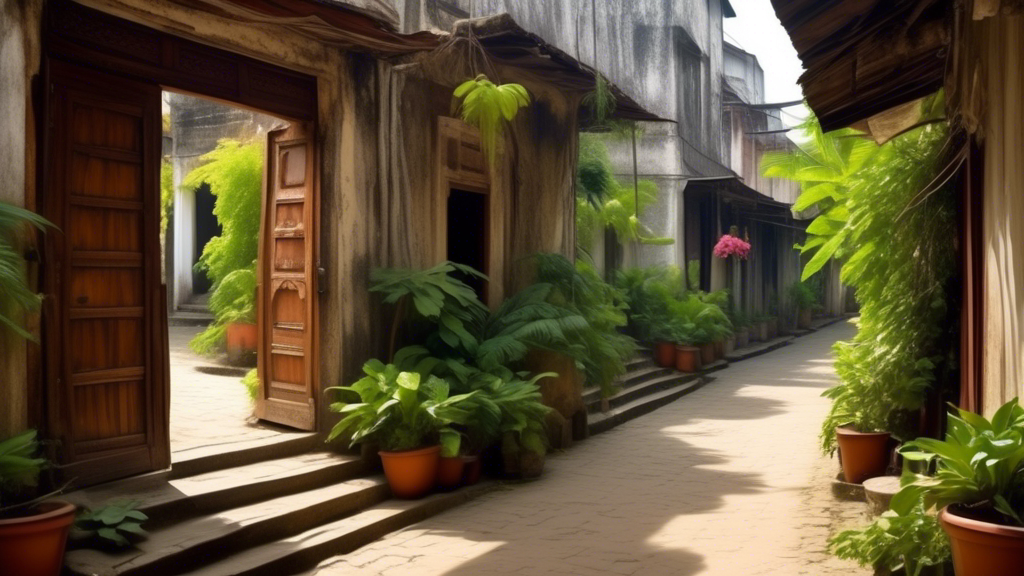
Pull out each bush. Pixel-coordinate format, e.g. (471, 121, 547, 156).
(184, 140, 263, 355)
(786, 281, 818, 311)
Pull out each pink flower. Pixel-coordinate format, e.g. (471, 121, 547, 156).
(713, 234, 751, 259)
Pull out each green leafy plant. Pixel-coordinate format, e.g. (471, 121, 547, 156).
(0, 203, 52, 340)
(186, 140, 263, 355)
(326, 361, 476, 454)
(829, 502, 950, 576)
(452, 74, 530, 168)
(0, 430, 47, 515)
(667, 294, 731, 346)
(73, 501, 148, 548)
(534, 254, 636, 397)
(893, 399, 1024, 527)
(241, 368, 259, 404)
(787, 281, 818, 311)
(768, 97, 957, 454)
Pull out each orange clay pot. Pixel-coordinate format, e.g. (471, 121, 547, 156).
(675, 345, 701, 373)
(699, 343, 715, 366)
(0, 501, 76, 576)
(835, 427, 890, 484)
(437, 456, 466, 490)
(941, 505, 1024, 576)
(654, 342, 676, 367)
(461, 455, 482, 486)
(379, 445, 440, 499)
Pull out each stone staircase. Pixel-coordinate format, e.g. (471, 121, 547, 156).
(63, 443, 491, 576)
(585, 354, 724, 436)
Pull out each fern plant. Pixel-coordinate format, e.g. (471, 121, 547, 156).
(452, 74, 530, 167)
(534, 253, 636, 397)
(0, 202, 51, 341)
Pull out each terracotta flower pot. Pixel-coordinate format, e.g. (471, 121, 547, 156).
(735, 329, 749, 348)
(379, 445, 440, 499)
(0, 501, 76, 576)
(798, 309, 812, 329)
(767, 318, 778, 338)
(723, 336, 735, 356)
(755, 322, 768, 341)
(712, 339, 724, 360)
(835, 427, 890, 484)
(437, 456, 465, 490)
(699, 343, 715, 366)
(462, 455, 482, 486)
(654, 341, 676, 368)
(225, 321, 258, 365)
(941, 505, 1024, 576)
(675, 345, 701, 373)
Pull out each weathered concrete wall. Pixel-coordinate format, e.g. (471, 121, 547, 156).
(0, 0, 43, 438)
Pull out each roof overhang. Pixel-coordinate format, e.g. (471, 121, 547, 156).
(686, 176, 791, 211)
(454, 14, 669, 124)
(770, 0, 950, 132)
(179, 0, 442, 54)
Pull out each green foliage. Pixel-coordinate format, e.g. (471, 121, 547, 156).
(0, 203, 52, 341)
(768, 98, 956, 454)
(186, 140, 263, 354)
(829, 503, 950, 576)
(577, 133, 615, 209)
(74, 501, 148, 549)
(786, 281, 818, 311)
(667, 294, 732, 346)
(534, 254, 636, 397)
(581, 74, 617, 128)
(893, 399, 1024, 527)
(453, 74, 530, 168)
(160, 159, 173, 237)
(241, 368, 259, 405)
(614, 267, 730, 346)
(0, 430, 46, 511)
(327, 361, 476, 453)
(575, 138, 673, 247)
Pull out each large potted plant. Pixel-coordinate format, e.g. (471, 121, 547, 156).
(788, 281, 817, 329)
(327, 361, 475, 499)
(824, 379, 893, 484)
(0, 430, 76, 576)
(892, 399, 1024, 576)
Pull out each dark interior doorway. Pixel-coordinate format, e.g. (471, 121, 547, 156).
(192, 182, 221, 295)
(447, 187, 489, 300)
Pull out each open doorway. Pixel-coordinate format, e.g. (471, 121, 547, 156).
(161, 91, 300, 462)
(447, 187, 489, 302)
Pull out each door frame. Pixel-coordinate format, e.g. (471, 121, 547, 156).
(38, 0, 320, 484)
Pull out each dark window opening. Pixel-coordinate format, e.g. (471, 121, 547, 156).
(447, 187, 489, 302)
(192, 181, 221, 295)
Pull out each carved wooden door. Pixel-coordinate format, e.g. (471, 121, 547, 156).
(255, 123, 318, 430)
(44, 61, 168, 486)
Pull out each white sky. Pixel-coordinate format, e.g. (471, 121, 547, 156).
(723, 0, 808, 126)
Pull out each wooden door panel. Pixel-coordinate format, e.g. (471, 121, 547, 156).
(45, 60, 167, 486)
(256, 123, 317, 431)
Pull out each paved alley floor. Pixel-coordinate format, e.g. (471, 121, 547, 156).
(169, 325, 297, 459)
(312, 321, 871, 576)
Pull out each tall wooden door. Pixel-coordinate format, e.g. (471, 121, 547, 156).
(43, 61, 168, 486)
(255, 123, 318, 430)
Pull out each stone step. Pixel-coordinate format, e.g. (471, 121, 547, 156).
(178, 303, 210, 314)
(588, 377, 710, 436)
(65, 477, 391, 576)
(169, 310, 214, 326)
(180, 482, 497, 576)
(625, 355, 656, 371)
(170, 432, 320, 479)
(64, 451, 367, 528)
(586, 372, 701, 414)
(725, 336, 794, 362)
(581, 365, 675, 405)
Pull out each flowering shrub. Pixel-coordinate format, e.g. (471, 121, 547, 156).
(713, 234, 751, 259)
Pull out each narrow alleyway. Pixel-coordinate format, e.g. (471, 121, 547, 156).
(312, 321, 869, 576)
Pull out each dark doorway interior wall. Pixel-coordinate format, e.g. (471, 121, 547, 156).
(192, 182, 221, 295)
(447, 188, 488, 301)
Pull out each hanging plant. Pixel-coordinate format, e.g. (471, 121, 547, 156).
(712, 234, 751, 259)
(452, 74, 530, 167)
